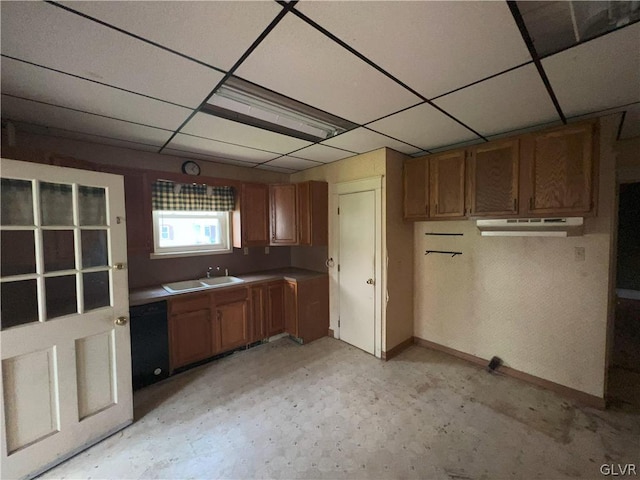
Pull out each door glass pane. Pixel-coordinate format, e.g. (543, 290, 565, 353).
(81, 230, 108, 268)
(1, 178, 34, 226)
(1, 280, 38, 329)
(83, 271, 110, 311)
(45, 275, 77, 319)
(43, 230, 76, 272)
(79, 186, 107, 226)
(0, 230, 36, 276)
(40, 182, 73, 226)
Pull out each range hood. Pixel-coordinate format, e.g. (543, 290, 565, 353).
(477, 218, 584, 237)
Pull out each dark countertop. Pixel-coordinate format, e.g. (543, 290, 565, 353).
(130, 267, 328, 306)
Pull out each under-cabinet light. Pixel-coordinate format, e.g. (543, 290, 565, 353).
(202, 77, 357, 142)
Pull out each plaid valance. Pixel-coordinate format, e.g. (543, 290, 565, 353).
(152, 181, 235, 212)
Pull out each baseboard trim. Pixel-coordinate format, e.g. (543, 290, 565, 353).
(328, 328, 334, 338)
(413, 336, 606, 410)
(382, 337, 414, 360)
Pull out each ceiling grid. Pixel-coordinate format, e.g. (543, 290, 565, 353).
(0, 0, 638, 171)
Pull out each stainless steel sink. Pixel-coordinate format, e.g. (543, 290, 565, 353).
(162, 276, 244, 294)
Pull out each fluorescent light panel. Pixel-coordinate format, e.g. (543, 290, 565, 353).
(202, 77, 357, 142)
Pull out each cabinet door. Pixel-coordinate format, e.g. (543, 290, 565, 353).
(270, 184, 298, 245)
(169, 310, 212, 370)
(403, 156, 429, 220)
(298, 181, 328, 246)
(249, 286, 266, 343)
(524, 122, 596, 215)
(296, 276, 329, 344)
(267, 282, 285, 336)
(217, 301, 248, 352)
(468, 140, 519, 216)
(429, 150, 466, 218)
(284, 281, 298, 337)
(242, 183, 269, 246)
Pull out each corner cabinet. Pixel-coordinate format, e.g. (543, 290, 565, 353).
(233, 182, 269, 248)
(429, 150, 466, 219)
(467, 139, 519, 217)
(269, 182, 329, 246)
(522, 122, 597, 216)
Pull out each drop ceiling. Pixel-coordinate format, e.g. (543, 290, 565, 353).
(1, 1, 638, 173)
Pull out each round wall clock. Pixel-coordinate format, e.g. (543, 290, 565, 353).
(181, 160, 201, 176)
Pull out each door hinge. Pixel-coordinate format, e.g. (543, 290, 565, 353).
(338, 319, 340, 328)
(337, 264, 340, 272)
(337, 207, 340, 215)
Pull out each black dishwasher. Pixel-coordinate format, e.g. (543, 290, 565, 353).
(130, 301, 170, 390)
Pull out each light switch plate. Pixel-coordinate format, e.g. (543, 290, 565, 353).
(265, 246, 270, 254)
(243, 247, 249, 255)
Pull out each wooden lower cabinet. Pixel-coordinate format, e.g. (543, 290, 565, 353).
(266, 281, 285, 336)
(169, 308, 213, 371)
(216, 301, 248, 352)
(249, 285, 266, 343)
(284, 280, 298, 337)
(285, 276, 329, 344)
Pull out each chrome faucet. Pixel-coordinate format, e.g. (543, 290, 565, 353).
(206, 266, 216, 278)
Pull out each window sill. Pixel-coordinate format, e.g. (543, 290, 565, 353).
(150, 249, 233, 260)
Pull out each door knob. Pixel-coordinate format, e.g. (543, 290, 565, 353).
(114, 316, 128, 326)
(366, 278, 374, 285)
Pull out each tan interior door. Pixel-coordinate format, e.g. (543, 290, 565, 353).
(0, 159, 132, 480)
(338, 190, 376, 355)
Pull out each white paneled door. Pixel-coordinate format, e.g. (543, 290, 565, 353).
(338, 190, 376, 355)
(0, 159, 132, 480)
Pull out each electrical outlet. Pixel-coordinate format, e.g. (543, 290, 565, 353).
(265, 246, 270, 255)
(243, 247, 248, 256)
(574, 246, 585, 262)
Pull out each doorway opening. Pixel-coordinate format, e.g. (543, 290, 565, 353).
(608, 181, 640, 409)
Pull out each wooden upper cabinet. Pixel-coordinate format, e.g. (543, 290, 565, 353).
(523, 121, 597, 216)
(429, 150, 466, 219)
(403, 156, 429, 220)
(297, 181, 328, 246)
(270, 184, 298, 245)
(233, 182, 269, 248)
(468, 139, 519, 217)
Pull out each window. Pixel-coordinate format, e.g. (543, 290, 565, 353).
(152, 210, 232, 256)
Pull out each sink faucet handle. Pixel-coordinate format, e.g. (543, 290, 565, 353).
(225, 268, 229, 276)
(206, 266, 214, 278)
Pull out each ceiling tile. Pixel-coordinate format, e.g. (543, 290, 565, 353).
(290, 144, 354, 163)
(322, 127, 420, 154)
(264, 156, 322, 171)
(256, 164, 297, 174)
(367, 103, 480, 151)
(60, 1, 282, 71)
(1, 58, 192, 131)
(0, 1, 223, 108)
(181, 113, 312, 154)
(433, 64, 560, 137)
(2, 95, 172, 146)
(12, 121, 161, 153)
(166, 134, 278, 164)
(235, 14, 421, 124)
(542, 23, 640, 117)
(297, 1, 531, 99)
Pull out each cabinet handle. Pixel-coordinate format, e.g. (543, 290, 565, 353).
(529, 197, 533, 210)
(435, 203, 438, 214)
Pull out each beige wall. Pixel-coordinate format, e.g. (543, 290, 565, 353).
(1, 128, 288, 183)
(384, 150, 414, 351)
(413, 115, 619, 398)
